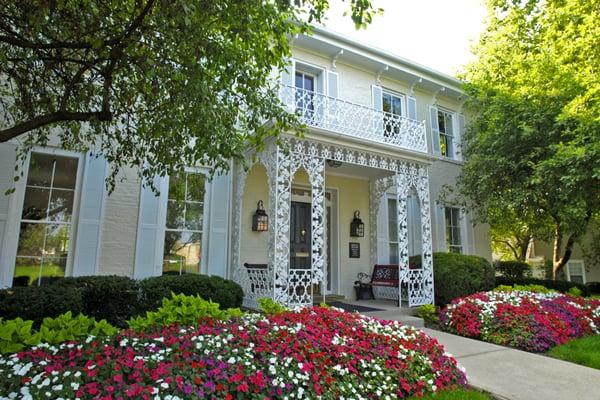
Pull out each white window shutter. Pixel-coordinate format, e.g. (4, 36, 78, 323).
(407, 96, 417, 120)
(72, 154, 108, 276)
(327, 71, 339, 98)
(455, 113, 465, 161)
(429, 106, 441, 155)
(281, 58, 294, 87)
(463, 211, 475, 255)
(207, 171, 230, 278)
(435, 204, 447, 252)
(376, 195, 389, 264)
(372, 85, 383, 110)
(0, 144, 17, 286)
(134, 176, 168, 279)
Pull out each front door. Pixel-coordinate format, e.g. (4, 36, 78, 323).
(290, 202, 311, 269)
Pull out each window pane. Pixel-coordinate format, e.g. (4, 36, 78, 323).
(26, 153, 54, 187)
(438, 112, 446, 133)
(392, 96, 403, 115)
(166, 200, 185, 230)
(13, 256, 41, 286)
(389, 243, 399, 264)
(163, 231, 202, 274)
(186, 173, 205, 202)
(382, 93, 391, 113)
(168, 174, 185, 202)
(48, 189, 75, 222)
(304, 75, 314, 91)
(295, 72, 303, 89)
(22, 187, 50, 220)
(570, 275, 584, 284)
(39, 257, 67, 285)
(388, 199, 398, 242)
(445, 113, 453, 136)
(452, 227, 462, 245)
(185, 202, 204, 231)
(17, 223, 45, 256)
(52, 157, 78, 189)
(43, 225, 71, 256)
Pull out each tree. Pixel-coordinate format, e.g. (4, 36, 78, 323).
(457, 0, 600, 279)
(0, 0, 380, 190)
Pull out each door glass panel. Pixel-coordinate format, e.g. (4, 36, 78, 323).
(387, 198, 398, 242)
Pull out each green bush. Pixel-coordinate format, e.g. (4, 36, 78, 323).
(127, 293, 242, 332)
(494, 284, 556, 294)
(53, 276, 140, 327)
(433, 252, 495, 306)
(0, 312, 117, 354)
(139, 274, 243, 311)
(0, 285, 84, 327)
(258, 298, 288, 315)
(416, 304, 439, 324)
(494, 276, 591, 296)
(586, 282, 600, 294)
(494, 260, 531, 279)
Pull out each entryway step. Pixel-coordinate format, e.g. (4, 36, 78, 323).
(313, 294, 345, 304)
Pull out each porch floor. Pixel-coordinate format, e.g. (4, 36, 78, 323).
(317, 298, 425, 328)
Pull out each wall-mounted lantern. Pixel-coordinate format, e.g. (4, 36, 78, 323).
(252, 200, 269, 232)
(350, 210, 364, 237)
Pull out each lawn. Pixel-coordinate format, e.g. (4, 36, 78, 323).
(13, 264, 65, 285)
(548, 335, 600, 370)
(409, 389, 492, 399)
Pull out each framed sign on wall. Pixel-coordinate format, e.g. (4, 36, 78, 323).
(349, 242, 360, 258)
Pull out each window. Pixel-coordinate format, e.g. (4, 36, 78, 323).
(387, 198, 398, 264)
(438, 110, 454, 158)
(162, 171, 206, 275)
(566, 260, 585, 284)
(295, 71, 315, 114)
(382, 90, 405, 138)
(444, 207, 462, 253)
(13, 153, 79, 286)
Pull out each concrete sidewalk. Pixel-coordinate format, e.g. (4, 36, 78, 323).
(422, 328, 600, 400)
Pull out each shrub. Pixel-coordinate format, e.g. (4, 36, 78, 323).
(127, 293, 242, 332)
(139, 274, 243, 311)
(494, 260, 530, 279)
(587, 282, 600, 295)
(494, 276, 591, 296)
(432, 252, 495, 306)
(440, 291, 600, 352)
(1, 307, 468, 398)
(258, 297, 288, 315)
(494, 284, 555, 294)
(416, 304, 439, 324)
(53, 276, 140, 327)
(0, 285, 84, 327)
(0, 312, 117, 354)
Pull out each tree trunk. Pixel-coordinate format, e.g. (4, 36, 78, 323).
(517, 235, 531, 262)
(551, 210, 592, 280)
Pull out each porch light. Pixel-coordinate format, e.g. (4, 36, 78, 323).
(350, 210, 364, 237)
(252, 200, 269, 232)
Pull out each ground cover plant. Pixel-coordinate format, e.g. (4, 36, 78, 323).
(0, 305, 467, 399)
(440, 290, 600, 352)
(548, 335, 600, 370)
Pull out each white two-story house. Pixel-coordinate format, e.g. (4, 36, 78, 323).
(0, 27, 492, 308)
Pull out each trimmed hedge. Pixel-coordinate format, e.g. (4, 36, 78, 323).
(52, 276, 140, 327)
(494, 276, 591, 297)
(494, 260, 530, 279)
(587, 282, 600, 295)
(0, 274, 243, 327)
(0, 285, 84, 327)
(432, 252, 495, 306)
(139, 274, 244, 311)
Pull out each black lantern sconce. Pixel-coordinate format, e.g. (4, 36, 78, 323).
(252, 200, 269, 232)
(350, 210, 364, 237)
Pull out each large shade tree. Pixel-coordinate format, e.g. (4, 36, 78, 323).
(0, 0, 379, 190)
(458, 0, 600, 278)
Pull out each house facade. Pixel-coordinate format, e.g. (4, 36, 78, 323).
(0, 28, 492, 308)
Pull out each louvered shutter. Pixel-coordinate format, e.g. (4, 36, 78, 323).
(407, 96, 417, 120)
(429, 106, 440, 155)
(207, 171, 230, 278)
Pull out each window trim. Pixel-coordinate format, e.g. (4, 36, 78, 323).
(381, 89, 406, 117)
(2, 147, 84, 287)
(566, 259, 586, 284)
(444, 206, 463, 254)
(160, 167, 211, 275)
(437, 108, 456, 159)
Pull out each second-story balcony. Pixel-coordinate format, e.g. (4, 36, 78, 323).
(280, 85, 427, 153)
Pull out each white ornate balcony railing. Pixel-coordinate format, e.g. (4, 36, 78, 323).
(280, 85, 428, 153)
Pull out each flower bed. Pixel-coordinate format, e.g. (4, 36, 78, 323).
(0, 306, 467, 399)
(440, 291, 600, 352)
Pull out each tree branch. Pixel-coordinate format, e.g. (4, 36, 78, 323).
(0, 111, 112, 142)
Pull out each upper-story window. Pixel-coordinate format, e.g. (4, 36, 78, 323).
(295, 71, 315, 115)
(13, 152, 80, 286)
(444, 207, 463, 253)
(438, 109, 454, 158)
(382, 90, 405, 139)
(162, 171, 206, 275)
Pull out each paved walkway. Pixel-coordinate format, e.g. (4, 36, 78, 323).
(350, 303, 600, 400)
(422, 328, 600, 400)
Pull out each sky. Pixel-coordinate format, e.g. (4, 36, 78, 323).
(321, 0, 488, 77)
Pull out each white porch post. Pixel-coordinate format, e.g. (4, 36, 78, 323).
(231, 162, 247, 284)
(417, 166, 435, 305)
(309, 156, 326, 305)
(395, 167, 409, 306)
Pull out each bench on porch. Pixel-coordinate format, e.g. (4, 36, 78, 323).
(356, 264, 417, 302)
(243, 263, 270, 296)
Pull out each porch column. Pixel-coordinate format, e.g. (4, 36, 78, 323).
(395, 168, 410, 305)
(308, 156, 326, 301)
(416, 166, 435, 305)
(231, 162, 248, 285)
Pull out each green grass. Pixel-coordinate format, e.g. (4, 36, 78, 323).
(13, 264, 65, 285)
(548, 335, 600, 370)
(408, 389, 492, 400)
